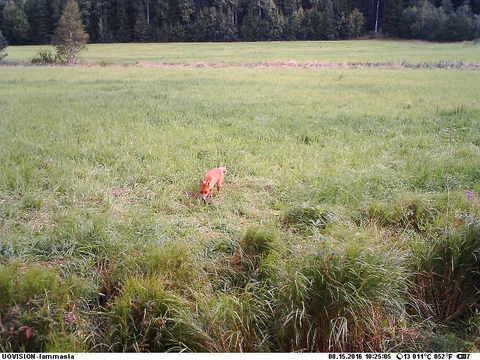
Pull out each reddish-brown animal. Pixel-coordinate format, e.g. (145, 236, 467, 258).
(199, 167, 227, 201)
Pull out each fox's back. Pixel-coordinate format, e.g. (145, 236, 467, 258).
(205, 167, 225, 182)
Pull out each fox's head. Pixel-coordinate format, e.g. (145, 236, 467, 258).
(199, 180, 211, 201)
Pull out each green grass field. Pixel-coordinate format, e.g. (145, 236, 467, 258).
(1, 41, 480, 352)
(5, 39, 480, 64)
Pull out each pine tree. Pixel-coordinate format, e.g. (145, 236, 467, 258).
(324, 0, 338, 39)
(284, 7, 304, 39)
(348, 8, 365, 37)
(337, 12, 350, 38)
(94, 0, 113, 43)
(134, 6, 149, 42)
(383, 0, 403, 36)
(240, 0, 284, 40)
(25, 0, 51, 44)
(115, 0, 131, 42)
(441, 0, 454, 12)
(2, 0, 30, 44)
(474, 13, 480, 38)
(0, 30, 7, 60)
(0, 0, 478, 43)
(444, 0, 474, 40)
(53, 0, 89, 64)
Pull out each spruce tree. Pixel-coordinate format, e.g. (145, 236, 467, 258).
(53, 0, 89, 64)
(348, 8, 365, 37)
(0, 0, 478, 43)
(442, 0, 454, 12)
(134, 1, 149, 42)
(2, 0, 30, 44)
(115, 0, 131, 42)
(383, 0, 404, 36)
(26, 0, 51, 44)
(324, 0, 338, 39)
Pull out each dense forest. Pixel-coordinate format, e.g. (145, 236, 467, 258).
(0, 0, 480, 45)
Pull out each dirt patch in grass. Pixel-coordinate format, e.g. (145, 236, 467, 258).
(135, 60, 480, 70)
(106, 186, 155, 217)
(3, 60, 480, 70)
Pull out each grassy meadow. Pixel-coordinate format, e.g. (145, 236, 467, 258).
(5, 39, 480, 64)
(1, 40, 480, 352)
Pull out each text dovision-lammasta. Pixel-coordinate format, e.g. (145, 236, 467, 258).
(2, 355, 74, 360)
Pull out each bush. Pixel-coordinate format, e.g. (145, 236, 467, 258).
(410, 221, 480, 323)
(109, 276, 209, 352)
(275, 244, 409, 351)
(31, 49, 58, 65)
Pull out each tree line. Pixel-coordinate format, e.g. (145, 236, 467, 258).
(1, 0, 480, 46)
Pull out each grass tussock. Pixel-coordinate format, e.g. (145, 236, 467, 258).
(410, 220, 480, 323)
(108, 276, 209, 352)
(363, 194, 439, 232)
(198, 291, 273, 352)
(275, 243, 410, 351)
(0, 262, 86, 352)
(240, 227, 279, 257)
(142, 242, 203, 291)
(282, 205, 334, 233)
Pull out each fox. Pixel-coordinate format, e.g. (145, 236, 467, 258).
(199, 166, 227, 202)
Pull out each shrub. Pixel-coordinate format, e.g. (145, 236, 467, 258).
(275, 244, 409, 351)
(410, 221, 480, 323)
(31, 49, 58, 65)
(109, 276, 209, 352)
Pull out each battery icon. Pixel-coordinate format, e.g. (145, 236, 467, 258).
(457, 354, 468, 359)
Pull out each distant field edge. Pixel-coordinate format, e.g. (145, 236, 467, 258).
(3, 40, 480, 66)
(2, 59, 480, 70)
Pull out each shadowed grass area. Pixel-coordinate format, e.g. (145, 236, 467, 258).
(0, 48, 480, 351)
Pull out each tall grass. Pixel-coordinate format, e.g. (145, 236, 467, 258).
(108, 276, 209, 352)
(410, 221, 480, 323)
(0, 262, 87, 352)
(274, 242, 411, 351)
(5, 40, 480, 64)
